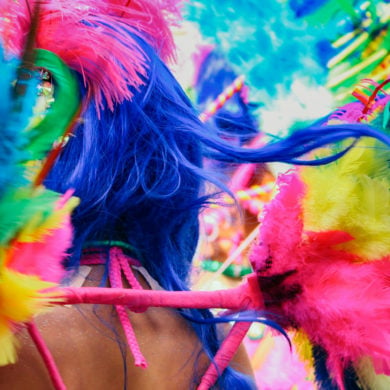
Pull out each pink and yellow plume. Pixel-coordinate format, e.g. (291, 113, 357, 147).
(250, 89, 390, 389)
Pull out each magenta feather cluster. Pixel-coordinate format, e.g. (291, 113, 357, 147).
(0, 0, 182, 110)
(250, 170, 390, 389)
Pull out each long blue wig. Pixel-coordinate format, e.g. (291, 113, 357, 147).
(45, 29, 390, 389)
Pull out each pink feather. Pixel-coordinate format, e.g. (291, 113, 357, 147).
(250, 172, 390, 388)
(7, 219, 72, 283)
(7, 193, 74, 284)
(0, 0, 182, 110)
(250, 172, 305, 276)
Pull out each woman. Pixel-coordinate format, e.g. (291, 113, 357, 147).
(0, 2, 257, 388)
(0, 1, 384, 389)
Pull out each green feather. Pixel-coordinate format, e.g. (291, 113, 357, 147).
(0, 188, 58, 245)
(26, 49, 81, 160)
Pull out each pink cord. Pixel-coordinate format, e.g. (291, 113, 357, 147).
(116, 251, 146, 313)
(109, 247, 147, 368)
(197, 322, 252, 390)
(114, 305, 147, 368)
(117, 251, 143, 290)
(27, 322, 66, 390)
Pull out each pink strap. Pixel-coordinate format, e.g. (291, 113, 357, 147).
(116, 250, 143, 290)
(27, 322, 66, 390)
(81, 247, 147, 366)
(108, 247, 147, 368)
(197, 322, 252, 390)
(59, 276, 262, 310)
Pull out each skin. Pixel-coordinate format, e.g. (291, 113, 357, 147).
(0, 266, 253, 389)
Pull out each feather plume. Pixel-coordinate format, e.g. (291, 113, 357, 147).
(27, 49, 81, 162)
(302, 137, 390, 260)
(0, 51, 25, 196)
(0, 187, 58, 246)
(0, 9, 78, 365)
(251, 170, 390, 388)
(0, 267, 54, 365)
(185, 0, 326, 115)
(0, 0, 183, 110)
(250, 91, 390, 389)
(6, 193, 78, 283)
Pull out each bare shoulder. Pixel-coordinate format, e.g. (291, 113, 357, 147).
(0, 305, 100, 390)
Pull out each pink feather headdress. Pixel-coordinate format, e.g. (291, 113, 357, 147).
(0, 0, 183, 110)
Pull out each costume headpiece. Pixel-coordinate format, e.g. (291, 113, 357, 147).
(0, 0, 182, 109)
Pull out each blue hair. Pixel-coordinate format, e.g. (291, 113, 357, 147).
(45, 30, 390, 389)
(46, 32, 256, 388)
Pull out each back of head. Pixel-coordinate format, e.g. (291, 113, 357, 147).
(46, 33, 206, 290)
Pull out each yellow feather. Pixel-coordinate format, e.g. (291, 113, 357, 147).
(0, 268, 56, 365)
(0, 268, 54, 321)
(0, 322, 18, 366)
(292, 330, 314, 371)
(301, 138, 390, 260)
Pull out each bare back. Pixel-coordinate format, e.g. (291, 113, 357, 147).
(0, 266, 253, 389)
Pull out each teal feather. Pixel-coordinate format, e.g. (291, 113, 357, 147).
(185, 0, 389, 115)
(0, 46, 38, 196)
(184, 0, 326, 112)
(0, 16, 79, 246)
